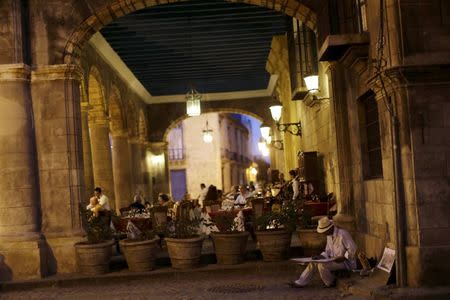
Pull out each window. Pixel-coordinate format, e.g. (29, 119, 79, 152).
(359, 91, 383, 179)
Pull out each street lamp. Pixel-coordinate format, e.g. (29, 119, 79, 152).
(303, 74, 330, 102)
(268, 105, 302, 136)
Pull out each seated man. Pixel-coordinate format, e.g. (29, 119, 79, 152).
(87, 196, 102, 217)
(290, 217, 357, 288)
(234, 185, 249, 206)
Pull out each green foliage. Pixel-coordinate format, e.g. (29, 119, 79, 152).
(210, 211, 238, 233)
(82, 209, 112, 244)
(255, 200, 299, 232)
(166, 217, 201, 239)
(297, 207, 315, 229)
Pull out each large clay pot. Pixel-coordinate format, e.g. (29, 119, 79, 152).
(74, 240, 115, 275)
(255, 230, 291, 262)
(119, 237, 159, 272)
(165, 236, 204, 269)
(297, 228, 326, 256)
(211, 231, 249, 265)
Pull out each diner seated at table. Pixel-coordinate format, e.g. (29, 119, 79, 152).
(224, 185, 239, 200)
(158, 193, 175, 208)
(129, 196, 145, 213)
(234, 185, 250, 206)
(87, 196, 102, 217)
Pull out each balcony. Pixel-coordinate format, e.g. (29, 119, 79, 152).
(168, 148, 185, 161)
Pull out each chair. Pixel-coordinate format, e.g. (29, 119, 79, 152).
(150, 205, 168, 232)
(119, 207, 131, 216)
(176, 200, 193, 221)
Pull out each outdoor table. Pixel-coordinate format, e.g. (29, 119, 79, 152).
(113, 217, 152, 233)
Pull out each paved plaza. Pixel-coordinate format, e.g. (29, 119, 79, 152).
(0, 262, 367, 300)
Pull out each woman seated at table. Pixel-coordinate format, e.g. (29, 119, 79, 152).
(158, 193, 174, 208)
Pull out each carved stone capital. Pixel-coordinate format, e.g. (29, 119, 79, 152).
(31, 64, 83, 82)
(0, 64, 31, 81)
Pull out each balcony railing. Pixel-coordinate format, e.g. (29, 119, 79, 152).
(168, 148, 185, 161)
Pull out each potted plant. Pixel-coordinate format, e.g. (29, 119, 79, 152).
(254, 201, 298, 262)
(119, 224, 159, 272)
(209, 211, 249, 265)
(74, 209, 114, 275)
(164, 216, 204, 269)
(296, 208, 326, 256)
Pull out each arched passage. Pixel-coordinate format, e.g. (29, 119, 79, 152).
(87, 67, 116, 208)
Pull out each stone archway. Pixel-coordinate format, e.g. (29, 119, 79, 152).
(63, 0, 316, 65)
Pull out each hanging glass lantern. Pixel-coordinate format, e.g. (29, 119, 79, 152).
(202, 121, 213, 143)
(186, 88, 201, 116)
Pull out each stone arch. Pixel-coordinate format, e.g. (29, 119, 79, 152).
(109, 85, 125, 135)
(162, 107, 264, 143)
(138, 109, 148, 143)
(127, 99, 138, 139)
(63, 0, 316, 65)
(87, 66, 107, 124)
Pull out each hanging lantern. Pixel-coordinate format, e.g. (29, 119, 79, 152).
(202, 121, 213, 143)
(186, 88, 201, 116)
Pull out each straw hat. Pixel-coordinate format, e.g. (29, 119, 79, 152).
(317, 217, 333, 233)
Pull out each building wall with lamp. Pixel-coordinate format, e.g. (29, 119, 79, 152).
(167, 112, 256, 200)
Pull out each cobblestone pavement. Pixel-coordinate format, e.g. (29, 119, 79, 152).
(0, 264, 369, 300)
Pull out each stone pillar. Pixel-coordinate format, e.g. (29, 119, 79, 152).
(89, 122, 115, 210)
(80, 102, 94, 203)
(31, 64, 85, 274)
(111, 132, 133, 210)
(0, 64, 43, 280)
(148, 142, 170, 200)
(139, 141, 151, 198)
(326, 63, 355, 231)
(129, 138, 143, 193)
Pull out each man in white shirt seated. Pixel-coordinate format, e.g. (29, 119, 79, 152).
(290, 217, 357, 288)
(94, 187, 111, 211)
(234, 185, 249, 206)
(197, 183, 208, 208)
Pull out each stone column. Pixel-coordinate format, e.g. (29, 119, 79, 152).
(326, 63, 355, 231)
(129, 138, 143, 193)
(111, 131, 133, 210)
(139, 141, 151, 198)
(0, 64, 43, 280)
(80, 102, 94, 203)
(89, 121, 115, 210)
(31, 64, 85, 274)
(148, 142, 170, 200)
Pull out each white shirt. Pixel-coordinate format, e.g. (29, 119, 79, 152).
(234, 193, 248, 205)
(198, 188, 208, 207)
(98, 194, 111, 211)
(292, 179, 299, 200)
(321, 226, 357, 270)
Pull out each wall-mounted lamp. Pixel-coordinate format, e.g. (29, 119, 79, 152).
(268, 105, 302, 136)
(303, 74, 329, 102)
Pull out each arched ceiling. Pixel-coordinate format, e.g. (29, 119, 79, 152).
(100, 0, 290, 96)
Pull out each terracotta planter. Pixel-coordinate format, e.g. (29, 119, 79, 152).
(211, 231, 249, 265)
(255, 230, 291, 262)
(165, 236, 204, 269)
(297, 228, 326, 257)
(119, 237, 159, 272)
(74, 240, 115, 275)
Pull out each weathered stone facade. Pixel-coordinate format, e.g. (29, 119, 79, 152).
(0, 0, 448, 288)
